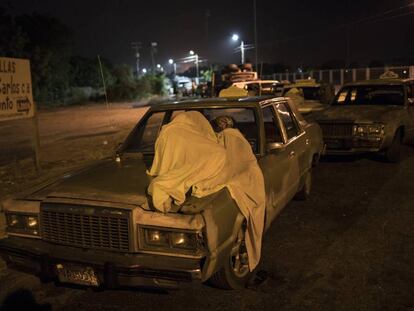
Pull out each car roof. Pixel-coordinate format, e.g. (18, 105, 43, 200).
(233, 80, 280, 85)
(344, 78, 414, 87)
(148, 96, 286, 111)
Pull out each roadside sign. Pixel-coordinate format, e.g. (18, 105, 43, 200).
(0, 57, 34, 122)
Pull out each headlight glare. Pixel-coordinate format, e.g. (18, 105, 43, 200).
(5, 213, 39, 236)
(353, 124, 384, 137)
(145, 229, 169, 246)
(8, 215, 20, 227)
(27, 216, 38, 228)
(141, 227, 203, 252)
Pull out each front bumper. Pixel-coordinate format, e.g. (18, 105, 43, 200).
(0, 236, 203, 289)
(323, 136, 384, 155)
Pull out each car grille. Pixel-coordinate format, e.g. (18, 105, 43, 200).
(319, 123, 354, 138)
(40, 204, 131, 252)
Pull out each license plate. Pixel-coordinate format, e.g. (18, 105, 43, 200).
(56, 263, 99, 287)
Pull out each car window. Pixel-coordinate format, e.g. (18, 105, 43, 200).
(124, 111, 166, 152)
(203, 108, 259, 153)
(276, 103, 300, 140)
(125, 108, 259, 154)
(262, 106, 284, 143)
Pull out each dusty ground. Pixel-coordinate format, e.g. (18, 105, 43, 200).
(0, 103, 413, 310)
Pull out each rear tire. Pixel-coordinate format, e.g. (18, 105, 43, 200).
(294, 169, 312, 201)
(384, 129, 402, 163)
(208, 221, 253, 289)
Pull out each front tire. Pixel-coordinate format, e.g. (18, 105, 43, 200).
(208, 221, 253, 289)
(384, 129, 402, 163)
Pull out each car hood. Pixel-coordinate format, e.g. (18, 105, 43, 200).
(313, 105, 402, 123)
(21, 155, 152, 208)
(298, 100, 325, 113)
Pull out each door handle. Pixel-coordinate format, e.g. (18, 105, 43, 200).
(289, 150, 296, 157)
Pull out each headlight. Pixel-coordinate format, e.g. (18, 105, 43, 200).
(5, 213, 39, 236)
(353, 124, 384, 137)
(145, 229, 169, 247)
(141, 227, 203, 252)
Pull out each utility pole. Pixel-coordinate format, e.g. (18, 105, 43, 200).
(150, 42, 158, 73)
(241, 41, 245, 64)
(253, 0, 258, 71)
(195, 53, 199, 84)
(131, 42, 141, 77)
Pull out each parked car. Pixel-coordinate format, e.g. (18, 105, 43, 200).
(232, 80, 285, 96)
(0, 96, 323, 290)
(282, 79, 335, 115)
(311, 75, 414, 162)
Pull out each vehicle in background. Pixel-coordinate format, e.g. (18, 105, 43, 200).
(230, 80, 285, 97)
(0, 96, 323, 290)
(282, 79, 335, 115)
(311, 73, 414, 162)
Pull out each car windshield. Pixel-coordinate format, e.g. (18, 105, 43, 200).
(332, 85, 405, 106)
(123, 107, 259, 154)
(283, 86, 320, 100)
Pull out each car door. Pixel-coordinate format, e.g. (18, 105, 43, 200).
(258, 104, 299, 230)
(278, 101, 310, 179)
(406, 82, 414, 141)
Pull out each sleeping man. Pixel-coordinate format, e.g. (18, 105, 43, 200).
(147, 111, 265, 271)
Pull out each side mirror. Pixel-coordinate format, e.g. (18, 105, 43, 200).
(266, 142, 285, 154)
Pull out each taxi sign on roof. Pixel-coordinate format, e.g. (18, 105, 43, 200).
(380, 71, 399, 79)
(0, 57, 34, 122)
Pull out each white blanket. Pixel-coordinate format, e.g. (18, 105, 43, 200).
(148, 111, 265, 270)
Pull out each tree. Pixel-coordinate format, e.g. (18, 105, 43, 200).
(0, 8, 74, 104)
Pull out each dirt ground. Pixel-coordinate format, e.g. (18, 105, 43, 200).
(0, 103, 413, 311)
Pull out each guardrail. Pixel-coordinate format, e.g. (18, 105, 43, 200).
(262, 66, 414, 85)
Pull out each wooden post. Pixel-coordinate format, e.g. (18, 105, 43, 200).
(329, 70, 333, 84)
(31, 102, 41, 173)
(340, 69, 344, 86)
(98, 55, 109, 109)
(352, 69, 356, 82)
(366, 68, 370, 80)
(319, 70, 323, 82)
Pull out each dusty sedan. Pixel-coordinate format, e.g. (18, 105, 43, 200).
(312, 77, 414, 162)
(0, 97, 323, 289)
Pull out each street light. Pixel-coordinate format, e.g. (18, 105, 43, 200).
(142, 68, 147, 74)
(232, 34, 245, 64)
(168, 58, 177, 75)
(189, 50, 199, 84)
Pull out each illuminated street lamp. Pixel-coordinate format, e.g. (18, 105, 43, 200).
(189, 50, 199, 84)
(142, 68, 147, 74)
(232, 33, 245, 64)
(168, 58, 177, 75)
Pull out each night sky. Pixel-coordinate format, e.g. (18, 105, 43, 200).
(5, 0, 414, 70)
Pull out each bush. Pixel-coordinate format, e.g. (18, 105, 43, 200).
(106, 66, 166, 101)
